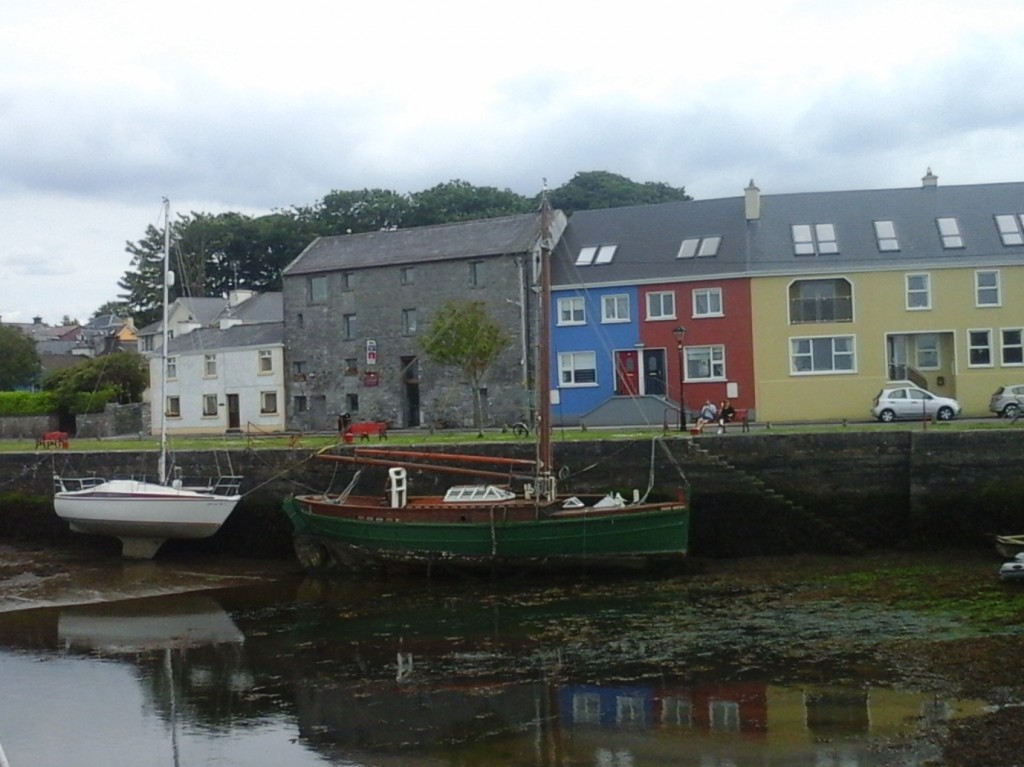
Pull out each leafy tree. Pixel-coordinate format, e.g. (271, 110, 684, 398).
(295, 188, 411, 235)
(420, 301, 509, 432)
(406, 180, 532, 227)
(548, 171, 691, 213)
(119, 222, 169, 328)
(92, 302, 128, 320)
(0, 326, 41, 391)
(42, 351, 149, 408)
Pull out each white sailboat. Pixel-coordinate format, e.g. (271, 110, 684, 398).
(54, 199, 242, 559)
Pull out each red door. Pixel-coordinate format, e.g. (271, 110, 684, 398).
(615, 350, 639, 395)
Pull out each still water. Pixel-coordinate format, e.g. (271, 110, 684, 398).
(0, 570, 982, 767)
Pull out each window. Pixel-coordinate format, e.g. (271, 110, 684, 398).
(995, 214, 1024, 246)
(790, 335, 856, 374)
(202, 394, 218, 416)
(344, 357, 358, 375)
(677, 236, 722, 258)
(601, 294, 629, 323)
(293, 395, 308, 413)
(792, 223, 838, 255)
(346, 393, 359, 413)
(343, 313, 356, 339)
(976, 270, 1000, 306)
(937, 217, 963, 248)
(296, 312, 304, 328)
(469, 260, 483, 287)
(575, 245, 617, 266)
(874, 220, 900, 251)
(916, 333, 940, 369)
(204, 354, 217, 377)
(292, 360, 306, 377)
(141, 335, 154, 352)
(310, 275, 328, 302)
(968, 329, 992, 367)
(709, 700, 741, 732)
(400, 266, 415, 285)
(402, 308, 417, 334)
(341, 271, 354, 291)
(558, 351, 597, 386)
(557, 296, 585, 325)
(646, 291, 676, 320)
(789, 279, 853, 323)
(165, 396, 180, 417)
(685, 345, 725, 380)
(166, 356, 177, 380)
(260, 391, 278, 414)
(692, 287, 723, 317)
(1002, 328, 1024, 365)
(258, 349, 273, 373)
(906, 273, 931, 310)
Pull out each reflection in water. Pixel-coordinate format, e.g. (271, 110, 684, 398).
(0, 575, 987, 767)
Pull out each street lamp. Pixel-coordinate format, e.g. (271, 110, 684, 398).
(672, 325, 687, 431)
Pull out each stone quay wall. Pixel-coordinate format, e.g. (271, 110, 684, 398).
(2, 431, 1022, 559)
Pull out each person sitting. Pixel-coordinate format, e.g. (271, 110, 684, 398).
(695, 400, 718, 432)
(717, 400, 736, 433)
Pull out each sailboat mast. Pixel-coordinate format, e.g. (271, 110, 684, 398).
(158, 198, 170, 485)
(536, 196, 555, 500)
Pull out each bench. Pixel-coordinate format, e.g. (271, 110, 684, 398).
(690, 408, 750, 435)
(36, 431, 69, 449)
(343, 421, 388, 443)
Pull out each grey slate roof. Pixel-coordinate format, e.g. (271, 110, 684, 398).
(165, 321, 283, 355)
(553, 181, 1024, 287)
(283, 213, 544, 275)
(219, 292, 283, 324)
(137, 297, 230, 336)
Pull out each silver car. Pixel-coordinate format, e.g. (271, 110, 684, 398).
(989, 384, 1024, 418)
(871, 385, 961, 422)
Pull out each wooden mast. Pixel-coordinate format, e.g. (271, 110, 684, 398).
(536, 191, 556, 501)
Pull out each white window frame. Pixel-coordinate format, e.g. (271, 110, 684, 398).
(905, 273, 931, 310)
(575, 244, 617, 266)
(792, 223, 838, 255)
(684, 345, 726, 381)
(916, 333, 940, 370)
(790, 335, 856, 375)
(202, 394, 218, 417)
(258, 349, 273, 374)
(601, 294, 630, 323)
(677, 236, 722, 259)
(166, 356, 177, 380)
(165, 396, 180, 418)
(1002, 328, 1024, 366)
(874, 220, 900, 251)
(937, 217, 963, 248)
(646, 291, 676, 321)
(968, 328, 993, 367)
(976, 270, 1000, 307)
(692, 287, 723, 318)
(995, 214, 1024, 246)
(557, 296, 586, 326)
(204, 353, 217, 377)
(558, 351, 597, 387)
(260, 390, 278, 414)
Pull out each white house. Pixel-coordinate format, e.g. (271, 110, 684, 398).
(148, 293, 285, 435)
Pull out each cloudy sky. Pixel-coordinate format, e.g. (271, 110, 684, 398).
(3, 0, 1024, 325)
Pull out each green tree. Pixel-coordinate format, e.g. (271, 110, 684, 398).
(119, 222, 168, 328)
(420, 301, 509, 432)
(406, 180, 532, 227)
(43, 351, 149, 408)
(295, 188, 410, 235)
(92, 302, 129, 320)
(0, 326, 41, 390)
(548, 171, 691, 213)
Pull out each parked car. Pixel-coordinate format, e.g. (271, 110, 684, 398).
(871, 385, 961, 422)
(989, 384, 1024, 418)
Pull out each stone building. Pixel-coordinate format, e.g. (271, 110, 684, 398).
(281, 211, 567, 432)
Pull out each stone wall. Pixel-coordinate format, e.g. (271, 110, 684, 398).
(3, 430, 1023, 558)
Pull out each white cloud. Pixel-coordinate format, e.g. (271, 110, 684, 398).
(4, 0, 1024, 323)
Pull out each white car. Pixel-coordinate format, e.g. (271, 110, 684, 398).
(871, 385, 961, 422)
(989, 384, 1024, 419)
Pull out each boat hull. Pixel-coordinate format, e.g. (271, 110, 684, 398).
(283, 495, 689, 573)
(54, 478, 240, 555)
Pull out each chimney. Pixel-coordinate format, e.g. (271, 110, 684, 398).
(922, 168, 938, 187)
(744, 179, 761, 220)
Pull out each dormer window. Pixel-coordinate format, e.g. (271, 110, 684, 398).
(576, 245, 617, 266)
(874, 220, 900, 251)
(995, 214, 1024, 246)
(936, 217, 963, 248)
(792, 224, 838, 255)
(677, 236, 721, 258)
